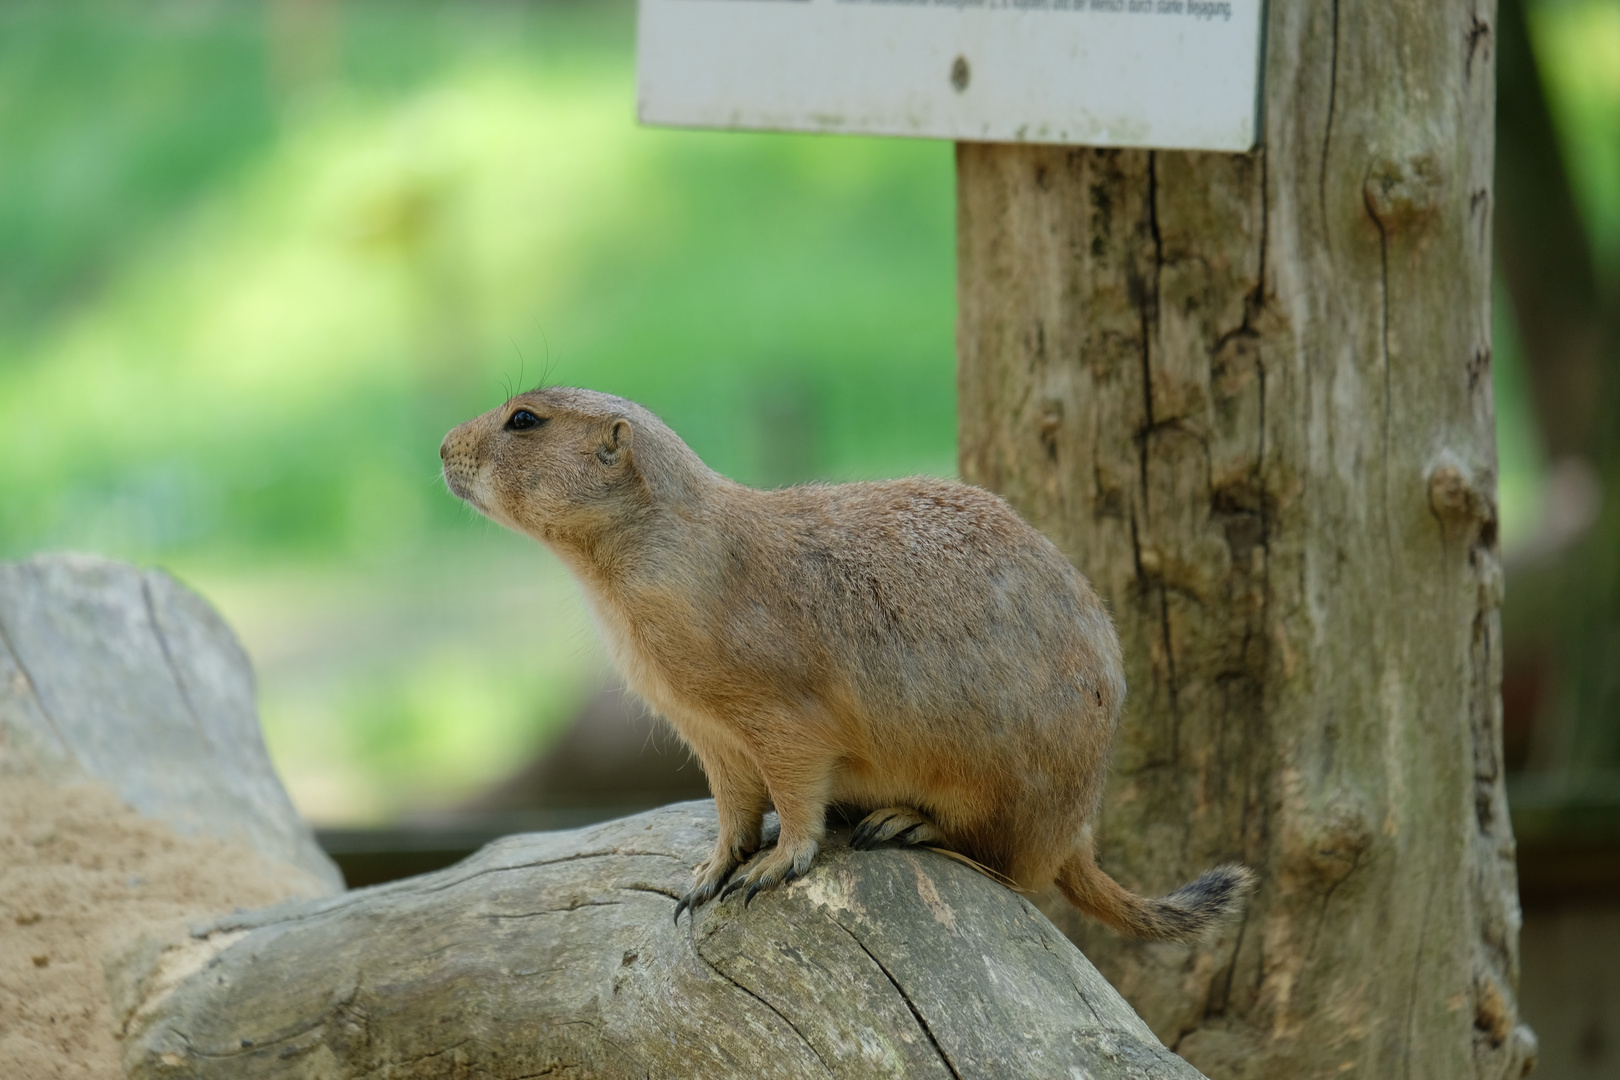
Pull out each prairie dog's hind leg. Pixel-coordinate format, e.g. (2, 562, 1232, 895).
(850, 806, 944, 850)
(674, 728, 768, 922)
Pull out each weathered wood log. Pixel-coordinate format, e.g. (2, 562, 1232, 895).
(0, 552, 341, 892)
(4, 553, 1204, 1078)
(119, 802, 1208, 1080)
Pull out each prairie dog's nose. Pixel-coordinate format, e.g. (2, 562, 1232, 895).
(439, 435, 450, 461)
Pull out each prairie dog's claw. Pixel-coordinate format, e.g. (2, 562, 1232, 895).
(850, 806, 941, 850)
(686, 835, 818, 916)
(674, 881, 723, 923)
(678, 836, 759, 922)
(724, 838, 818, 907)
(850, 812, 898, 850)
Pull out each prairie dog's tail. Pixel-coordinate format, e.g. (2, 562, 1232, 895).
(1055, 845, 1255, 942)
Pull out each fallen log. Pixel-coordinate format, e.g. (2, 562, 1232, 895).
(119, 802, 1206, 1080)
(3, 554, 1206, 1079)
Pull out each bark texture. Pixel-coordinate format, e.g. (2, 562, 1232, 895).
(955, 2, 1532, 1078)
(120, 803, 1207, 1080)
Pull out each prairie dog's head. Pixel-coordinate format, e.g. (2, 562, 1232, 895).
(440, 387, 654, 547)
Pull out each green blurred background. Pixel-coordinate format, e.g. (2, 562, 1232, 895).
(0, 0, 1613, 825)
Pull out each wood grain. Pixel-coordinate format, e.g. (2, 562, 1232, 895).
(955, 2, 1532, 1077)
(120, 803, 1207, 1080)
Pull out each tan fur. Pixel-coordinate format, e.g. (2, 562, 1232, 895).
(441, 387, 1253, 937)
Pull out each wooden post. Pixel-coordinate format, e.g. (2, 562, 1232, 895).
(955, 3, 1534, 1077)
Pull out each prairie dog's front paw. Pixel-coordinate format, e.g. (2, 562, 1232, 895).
(719, 837, 820, 907)
(674, 838, 755, 923)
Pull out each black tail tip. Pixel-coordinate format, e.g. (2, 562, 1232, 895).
(1138, 862, 1257, 942)
(1186, 863, 1257, 907)
(1166, 862, 1256, 929)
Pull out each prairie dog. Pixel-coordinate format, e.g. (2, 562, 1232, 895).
(440, 388, 1253, 939)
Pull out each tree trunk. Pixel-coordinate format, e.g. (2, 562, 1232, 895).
(955, 3, 1533, 1078)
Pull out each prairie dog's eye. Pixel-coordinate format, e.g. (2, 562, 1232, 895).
(506, 409, 545, 432)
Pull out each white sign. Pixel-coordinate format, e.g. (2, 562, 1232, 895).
(637, 0, 1264, 152)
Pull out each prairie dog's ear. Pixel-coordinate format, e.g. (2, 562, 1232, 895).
(596, 417, 633, 465)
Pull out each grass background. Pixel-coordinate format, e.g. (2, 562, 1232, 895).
(0, 0, 1612, 822)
